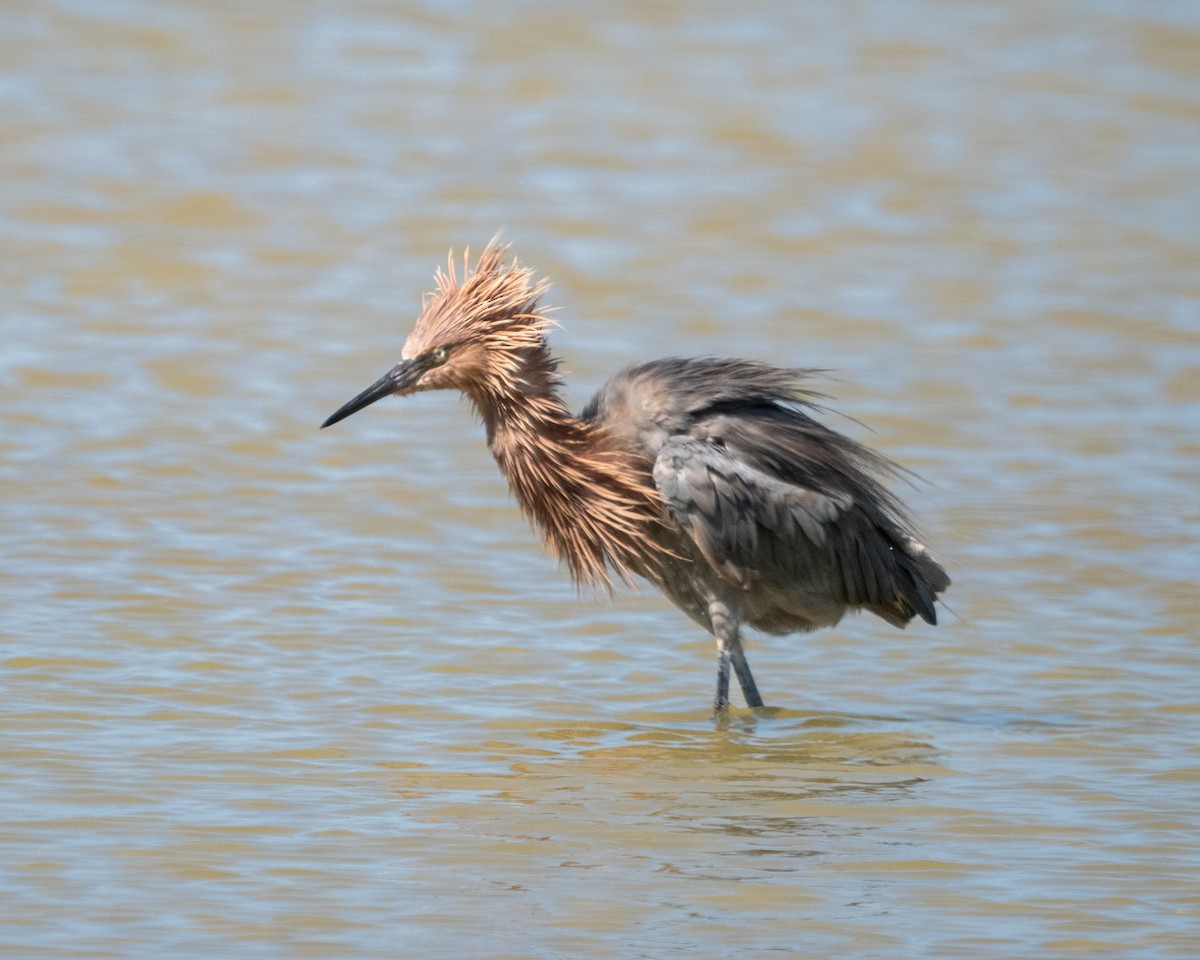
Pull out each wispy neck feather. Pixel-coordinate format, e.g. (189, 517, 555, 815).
(472, 344, 668, 589)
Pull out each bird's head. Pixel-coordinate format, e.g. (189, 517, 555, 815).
(321, 239, 555, 428)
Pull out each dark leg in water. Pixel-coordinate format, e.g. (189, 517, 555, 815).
(714, 648, 732, 711)
(709, 600, 765, 710)
(729, 642, 763, 708)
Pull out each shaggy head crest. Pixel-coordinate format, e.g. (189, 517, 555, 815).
(403, 238, 555, 360)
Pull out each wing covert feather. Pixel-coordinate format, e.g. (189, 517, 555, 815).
(653, 437, 860, 592)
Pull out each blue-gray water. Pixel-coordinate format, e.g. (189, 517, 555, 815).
(2, 2, 1198, 957)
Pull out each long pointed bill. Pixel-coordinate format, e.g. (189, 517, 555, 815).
(321, 358, 425, 428)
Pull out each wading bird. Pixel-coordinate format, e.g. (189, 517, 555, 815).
(322, 241, 950, 711)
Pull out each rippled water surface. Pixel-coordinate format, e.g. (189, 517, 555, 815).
(3, 2, 1199, 957)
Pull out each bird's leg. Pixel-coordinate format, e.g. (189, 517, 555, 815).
(714, 647, 732, 712)
(708, 600, 764, 710)
(729, 642, 763, 709)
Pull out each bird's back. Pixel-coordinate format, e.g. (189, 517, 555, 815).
(581, 358, 950, 634)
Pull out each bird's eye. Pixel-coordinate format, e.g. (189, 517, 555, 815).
(429, 346, 449, 366)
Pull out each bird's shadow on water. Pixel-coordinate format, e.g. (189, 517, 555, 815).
(578, 703, 949, 784)
(632, 702, 920, 738)
(377, 704, 960, 873)
(379, 690, 1086, 805)
(710, 704, 906, 732)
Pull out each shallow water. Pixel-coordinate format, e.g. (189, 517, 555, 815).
(2, 2, 1199, 957)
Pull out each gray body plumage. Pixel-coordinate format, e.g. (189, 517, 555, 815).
(581, 358, 950, 705)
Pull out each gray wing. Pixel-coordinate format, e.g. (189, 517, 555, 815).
(652, 436, 942, 627)
(583, 358, 948, 625)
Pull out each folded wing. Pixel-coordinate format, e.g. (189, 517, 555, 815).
(653, 429, 947, 631)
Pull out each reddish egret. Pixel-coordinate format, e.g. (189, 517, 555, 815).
(322, 241, 950, 710)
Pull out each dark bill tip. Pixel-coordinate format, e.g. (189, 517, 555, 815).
(320, 359, 422, 428)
